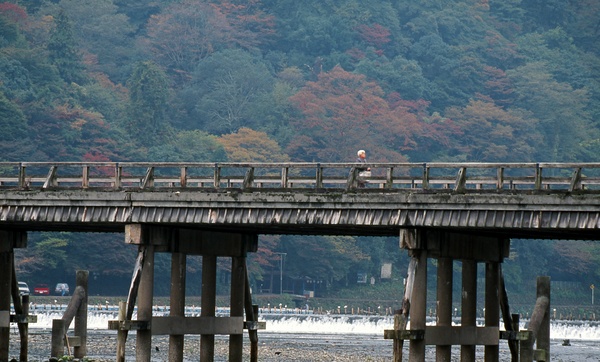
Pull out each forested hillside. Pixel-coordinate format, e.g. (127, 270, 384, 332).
(2, 0, 599, 299)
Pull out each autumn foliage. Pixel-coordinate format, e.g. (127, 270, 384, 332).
(288, 66, 456, 162)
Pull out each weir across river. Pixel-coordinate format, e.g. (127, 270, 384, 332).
(2, 161, 600, 361)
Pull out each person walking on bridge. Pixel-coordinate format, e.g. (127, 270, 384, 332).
(356, 150, 370, 187)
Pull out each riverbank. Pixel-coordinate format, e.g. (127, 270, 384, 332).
(11, 330, 393, 362)
(10, 329, 600, 362)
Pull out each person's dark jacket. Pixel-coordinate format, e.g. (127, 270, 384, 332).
(356, 157, 368, 172)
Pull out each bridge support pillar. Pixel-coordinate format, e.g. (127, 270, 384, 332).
(169, 251, 186, 361)
(136, 243, 155, 361)
(0, 230, 27, 362)
(436, 257, 452, 361)
(113, 225, 259, 362)
(386, 230, 511, 362)
(200, 255, 217, 361)
(485, 262, 500, 362)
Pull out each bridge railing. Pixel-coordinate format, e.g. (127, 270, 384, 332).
(2, 162, 600, 192)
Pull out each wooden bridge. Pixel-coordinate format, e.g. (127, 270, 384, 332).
(2, 161, 600, 361)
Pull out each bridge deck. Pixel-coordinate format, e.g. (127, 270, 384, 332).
(2, 162, 600, 239)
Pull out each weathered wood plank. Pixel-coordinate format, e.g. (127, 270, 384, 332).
(425, 326, 499, 346)
(152, 316, 245, 335)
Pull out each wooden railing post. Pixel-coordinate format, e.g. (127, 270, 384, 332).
(180, 166, 188, 188)
(496, 167, 504, 190)
(213, 163, 221, 188)
(82, 165, 90, 188)
(385, 167, 394, 189)
(114, 163, 122, 189)
(316, 163, 323, 189)
(18, 163, 26, 189)
(422, 163, 430, 189)
(281, 167, 289, 188)
(534, 164, 542, 190)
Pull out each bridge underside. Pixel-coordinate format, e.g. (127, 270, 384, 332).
(1, 204, 600, 240)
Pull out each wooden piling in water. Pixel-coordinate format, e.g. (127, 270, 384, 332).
(136, 244, 155, 361)
(50, 270, 89, 358)
(200, 255, 217, 361)
(1, 230, 27, 361)
(436, 257, 453, 362)
(169, 252, 186, 361)
(520, 277, 550, 362)
(244, 267, 259, 362)
(386, 231, 513, 362)
(485, 262, 499, 362)
(461, 260, 477, 362)
(409, 249, 427, 361)
(51, 319, 67, 358)
(10, 265, 26, 361)
(109, 226, 260, 361)
(0, 246, 13, 360)
(230, 256, 245, 361)
(18, 295, 30, 361)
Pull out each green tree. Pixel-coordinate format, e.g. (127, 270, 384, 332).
(126, 60, 171, 145)
(355, 54, 429, 100)
(179, 49, 275, 134)
(114, 0, 161, 34)
(0, 56, 36, 101)
(147, 130, 227, 162)
(142, 0, 226, 78)
(0, 3, 27, 47)
(507, 62, 593, 161)
(55, 0, 138, 83)
(0, 90, 33, 160)
(249, 67, 302, 146)
(15, 234, 69, 276)
(47, 9, 87, 84)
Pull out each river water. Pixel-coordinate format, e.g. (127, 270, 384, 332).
(8, 309, 600, 361)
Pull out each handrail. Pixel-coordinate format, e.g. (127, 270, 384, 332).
(2, 162, 600, 192)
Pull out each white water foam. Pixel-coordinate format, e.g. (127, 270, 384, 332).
(19, 308, 600, 341)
